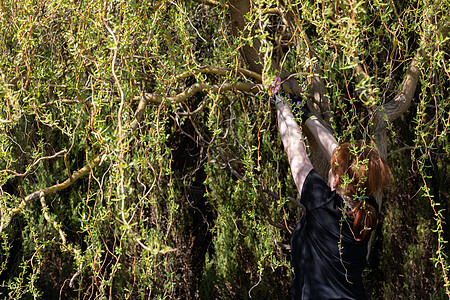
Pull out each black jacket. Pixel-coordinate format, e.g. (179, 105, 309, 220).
(291, 170, 376, 299)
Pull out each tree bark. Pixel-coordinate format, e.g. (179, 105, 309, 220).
(229, 0, 263, 74)
(372, 57, 421, 158)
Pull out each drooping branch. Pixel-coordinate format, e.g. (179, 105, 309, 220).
(130, 93, 150, 132)
(1, 149, 68, 177)
(224, 157, 303, 209)
(11, 155, 103, 213)
(1, 75, 260, 232)
(368, 48, 422, 211)
(220, 155, 303, 231)
(227, 0, 332, 180)
(39, 66, 261, 108)
(281, 9, 331, 124)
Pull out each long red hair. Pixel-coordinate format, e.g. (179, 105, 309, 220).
(331, 141, 391, 241)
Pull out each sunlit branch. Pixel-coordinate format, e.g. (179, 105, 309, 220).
(1, 155, 104, 232)
(40, 78, 260, 113)
(40, 192, 67, 244)
(138, 81, 260, 105)
(371, 46, 423, 208)
(373, 37, 425, 133)
(176, 96, 208, 116)
(130, 94, 150, 132)
(192, 0, 279, 15)
(377, 58, 421, 124)
(372, 53, 422, 159)
(1, 149, 68, 177)
(2, 82, 259, 233)
(40, 99, 82, 107)
(2, 82, 259, 232)
(14, 155, 103, 209)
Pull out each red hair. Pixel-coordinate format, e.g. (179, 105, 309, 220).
(331, 141, 391, 241)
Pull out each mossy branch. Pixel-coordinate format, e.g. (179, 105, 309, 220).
(15, 155, 102, 211)
(1, 155, 102, 232)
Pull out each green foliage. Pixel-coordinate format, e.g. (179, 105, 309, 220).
(0, 0, 449, 298)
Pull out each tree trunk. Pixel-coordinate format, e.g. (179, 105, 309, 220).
(229, 0, 263, 74)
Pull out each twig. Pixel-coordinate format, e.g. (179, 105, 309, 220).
(1, 149, 67, 177)
(40, 192, 66, 244)
(176, 96, 208, 116)
(387, 146, 415, 157)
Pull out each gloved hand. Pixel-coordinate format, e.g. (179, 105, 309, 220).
(289, 94, 316, 123)
(269, 76, 284, 104)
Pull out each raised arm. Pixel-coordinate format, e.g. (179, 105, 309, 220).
(304, 118, 338, 164)
(276, 101, 313, 195)
(288, 93, 338, 164)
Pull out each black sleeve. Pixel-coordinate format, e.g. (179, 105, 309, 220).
(300, 169, 332, 211)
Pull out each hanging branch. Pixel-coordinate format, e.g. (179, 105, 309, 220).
(221, 155, 304, 226)
(1, 149, 68, 177)
(175, 66, 262, 82)
(227, 161, 303, 209)
(1, 78, 260, 233)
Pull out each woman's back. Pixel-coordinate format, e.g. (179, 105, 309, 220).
(291, 170, 371, 299)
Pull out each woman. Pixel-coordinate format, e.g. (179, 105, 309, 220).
(273, 92, 391, 299)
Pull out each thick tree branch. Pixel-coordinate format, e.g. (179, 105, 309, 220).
(1, 155, 104, 232)
(229, 0, 263, 74)
(372, 55, 421, 158)
(370, 50, 421, 211)
(137, 81, 260, 105)
(376, 58, 421, 125)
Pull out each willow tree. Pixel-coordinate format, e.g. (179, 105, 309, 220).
(0, 0, 449, 299)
